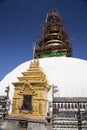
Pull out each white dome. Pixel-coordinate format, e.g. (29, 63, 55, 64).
(0, 57, 87, 112)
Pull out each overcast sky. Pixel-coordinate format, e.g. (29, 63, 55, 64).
(0, 0, 87, 80)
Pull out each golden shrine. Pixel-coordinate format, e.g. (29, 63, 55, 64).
(11, 59, 50, 119)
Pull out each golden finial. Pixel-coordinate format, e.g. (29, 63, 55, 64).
(30, 59, 39, 69)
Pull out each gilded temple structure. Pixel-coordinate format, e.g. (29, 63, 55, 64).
(11, 59, 50, 120)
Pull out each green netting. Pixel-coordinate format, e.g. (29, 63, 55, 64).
(40, 51, 67, 57)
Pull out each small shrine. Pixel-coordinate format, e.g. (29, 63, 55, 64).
(11, 59, 50, 120)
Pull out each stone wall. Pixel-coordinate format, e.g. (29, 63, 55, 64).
(0, 117, 49, 130)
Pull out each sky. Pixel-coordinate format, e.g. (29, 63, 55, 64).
(0, 0, 87, 81)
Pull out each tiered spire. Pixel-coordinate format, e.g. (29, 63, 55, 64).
(34, 10, 72, 58)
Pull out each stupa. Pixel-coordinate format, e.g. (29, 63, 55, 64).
(0, 9, 87, 130)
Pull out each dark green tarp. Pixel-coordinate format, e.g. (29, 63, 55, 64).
(40, 51, 67, 57)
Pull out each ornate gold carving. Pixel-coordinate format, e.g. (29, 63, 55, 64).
(30, 59, 39, 68)
(19, 82, 35, 95)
